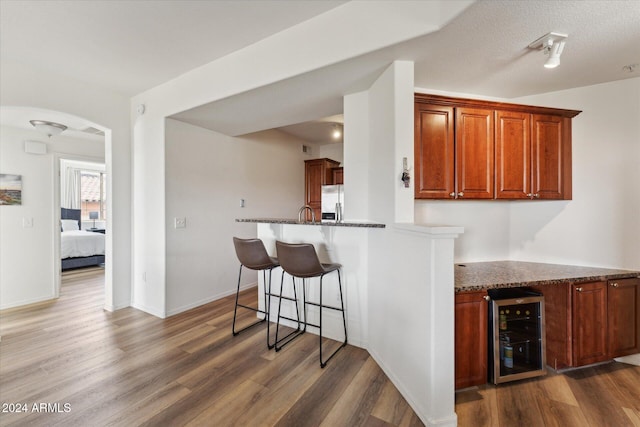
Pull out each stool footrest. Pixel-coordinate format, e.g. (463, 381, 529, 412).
(232, 317, 267, 336)
(266, 292, 297, 303)
(236, 303, 267, 314)
(304, 301, 344, 312)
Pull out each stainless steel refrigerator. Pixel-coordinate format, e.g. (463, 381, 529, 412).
(321, 185, 344, 223)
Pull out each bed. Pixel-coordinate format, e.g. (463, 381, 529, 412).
(61, 208, 105, 270)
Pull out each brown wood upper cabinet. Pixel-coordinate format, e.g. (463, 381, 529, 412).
(415, 94, 580, 200)
(332, 167, 344, 185)
(456, 107, 494, 199)
(304, 158, 340, 221)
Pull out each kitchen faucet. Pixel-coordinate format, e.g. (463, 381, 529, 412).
(298, 205, 316, 224)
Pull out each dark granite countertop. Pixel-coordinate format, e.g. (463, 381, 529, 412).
(236, 218, 385, 228)
(455, 261, 639, 293)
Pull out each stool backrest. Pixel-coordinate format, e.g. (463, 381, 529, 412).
(233, 237, 277, 270)
(276, 241, 325, 278)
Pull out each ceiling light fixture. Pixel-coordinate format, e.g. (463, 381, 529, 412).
(29, 120, 67, 137)
(528, 32, 568, 69)
(332, 125, 342, 140)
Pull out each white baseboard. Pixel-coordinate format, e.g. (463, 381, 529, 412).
(165, 282, 258, 317)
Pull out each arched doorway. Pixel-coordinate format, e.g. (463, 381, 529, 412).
(0, 106, 114, 310)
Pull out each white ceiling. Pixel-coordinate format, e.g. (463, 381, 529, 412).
(0, 0, 347, 96)
(1, 0, 639, 143)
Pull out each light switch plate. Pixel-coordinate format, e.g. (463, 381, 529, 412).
(174, 217, 186, 228)
(22, 217, 33, 228)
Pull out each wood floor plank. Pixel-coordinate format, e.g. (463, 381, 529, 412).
(3, 268, 637, 427)
(454, 388, 496, 427)
(455, 364, 640, 427)
(371, 378, 416, 426)
(319, 357, 389, 427)
(622, 407, 640, 427)
(565, 365, 636, 427)
(273, 345, 369, 426)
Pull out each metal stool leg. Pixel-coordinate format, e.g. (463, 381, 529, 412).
(319, 269, 348, 368)
(232, 264, 267, 336)
(274, 274, 305, 351)
(265, 269, 275, 349)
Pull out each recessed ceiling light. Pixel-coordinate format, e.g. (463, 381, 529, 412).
(332, 124, 342, 140)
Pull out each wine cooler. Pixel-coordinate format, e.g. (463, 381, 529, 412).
(488, 288, 546, 384)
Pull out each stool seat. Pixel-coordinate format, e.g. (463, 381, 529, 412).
(232, 237, 279, 348)
(233, 237, 279, 271)
(274, 241, 347, 368)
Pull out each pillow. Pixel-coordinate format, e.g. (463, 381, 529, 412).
(61, 219, 79, 232)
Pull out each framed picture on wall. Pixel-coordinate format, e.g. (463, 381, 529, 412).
(0, 174, 22, 205)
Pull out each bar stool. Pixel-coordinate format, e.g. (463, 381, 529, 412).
(274, 241, 347, 368)
(232, 237, 280, 349)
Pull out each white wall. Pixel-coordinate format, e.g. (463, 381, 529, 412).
(130, 1, 471, 317)
(361, 62, 460, 427)
(164, 120, 307, 315)
(0, 62, 132, 311)
(510, 78, 640, 269)
(413, 78, 640, 270)
(318, 143, 344, 165)
(415, 201, 511, 262)
(0, 126, 104, 309)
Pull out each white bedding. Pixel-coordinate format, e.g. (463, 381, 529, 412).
(61, 230, 105, 259)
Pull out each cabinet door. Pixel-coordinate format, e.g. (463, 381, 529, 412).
(496, 111, 530, 199)
(455, 291, 488, 389)
(305, 160, 324, 220)
(572, 282, 608, 366)
(414, 104, 455, 199)
(532, 114, 569, 200)
(456, 107, 494, 199)
(608, 278, 640, 358)
(332, 167, 344, 185)
(304, 159, 339, 221)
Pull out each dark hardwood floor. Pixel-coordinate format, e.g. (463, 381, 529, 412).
(2, 268, 639, 426)
(0, 268, 422, 427)
(455, 358, 640, 427)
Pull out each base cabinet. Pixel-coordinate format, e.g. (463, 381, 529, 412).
(537, 278, 640, 369)
(455, 291, 488, 389)
(572, 282, 608, 366)
(608, 277, 640, 357)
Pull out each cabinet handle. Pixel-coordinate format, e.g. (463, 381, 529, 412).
(576, 287, 583, 292)
(611, 282, 619, 288)
(483, 295, 490, 301)
(526, 193, 533, 198)
(534, 193, 540, 198)
(449, 192, 456, 198)
(457, 192, 464, 197)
